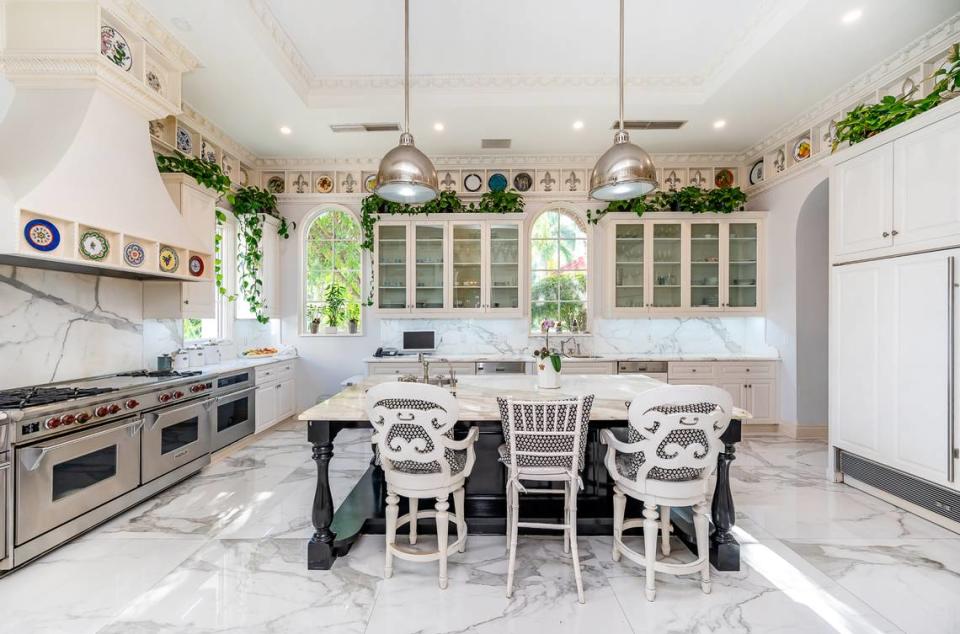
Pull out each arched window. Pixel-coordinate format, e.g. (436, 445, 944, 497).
(529, 207, 588, 332)
(303, 208, 363, 334)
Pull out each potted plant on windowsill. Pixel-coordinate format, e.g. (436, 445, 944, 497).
(323, 284, 346, 334)
(533, 346, 562, 389)
(347, 302, 360, 334)
(307, 304, 322, 334)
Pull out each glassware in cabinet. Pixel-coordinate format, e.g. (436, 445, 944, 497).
(377, 224, 408, 310)
(488, 223, 520, 310)
(413, 224, 445, 310)
(452, 223, 483, 309)
(689, 223, 720, 308)
(614, 223, 644, 309)
(651, 223, 682, 308)
(727, 222, 758, 309)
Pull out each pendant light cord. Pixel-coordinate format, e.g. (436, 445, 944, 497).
(404, 0, 410, 134)
(618, 0, 624, 133)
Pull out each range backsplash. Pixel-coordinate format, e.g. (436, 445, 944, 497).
(379, 317, 775, 356)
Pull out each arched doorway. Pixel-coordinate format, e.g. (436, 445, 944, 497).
(795, 179, 829, 428)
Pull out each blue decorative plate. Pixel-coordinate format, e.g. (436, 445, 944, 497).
(23, 219, 60, 252)
(124, 242, 145, 267)
(488, 172, 508, 192)
(176, 127, 192, 154)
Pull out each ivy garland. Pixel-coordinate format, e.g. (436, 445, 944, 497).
(155, 152, 294, 324)
(585, 185, 748, 224)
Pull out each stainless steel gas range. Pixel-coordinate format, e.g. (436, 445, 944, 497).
(0, 368, 254, 572)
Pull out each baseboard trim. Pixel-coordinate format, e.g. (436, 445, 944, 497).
(779, 421, 828, 440)
(741, 423, 780, 435)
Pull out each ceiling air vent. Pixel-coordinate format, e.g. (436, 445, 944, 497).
(481, 138, 512, 149)
(330, 122, 401, 133)
(611, 120, 687, 130)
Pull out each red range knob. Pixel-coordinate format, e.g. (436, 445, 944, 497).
(158, 393, 172, 403)
(61, 414, 76, 425)
(108, 404, 121, 414)
(173, 390, 184, 399)
(44, 417, 61, 429)
(125, 399, 139, 409)
(76, 412, 91, 423)
(95, 406, 109, 417)
(191, 384, 203, 393)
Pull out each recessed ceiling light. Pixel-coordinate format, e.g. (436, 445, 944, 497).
(572, 120, 585, 130)
(279, 126, 292, 135)
(433, 122, 445, 132)
(841, 8, 863, 24)
(713, 119, 727, 129)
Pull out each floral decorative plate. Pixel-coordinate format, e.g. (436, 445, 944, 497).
(266, 176, 285, 194)
(315, 175, 334, 193)
(159, 246, 179, 273)
(201, 141, 217, 164)
(512, 171, 533, 192)
(188, 255, 204, 277)
(749, 159, 764, 185)
(792, 136, 812, 162)
(23, 219, 60, 252)
(463, 172, 483, 192)
(146, 69, 162, 93)
(487, 172, 508, 192)
(176, 127, 192, 154)
(363, 173, 378, 193)
(123, 242, 145, 267)
(79, 231, 110, 261)
(100, 25, 132, 71)
(714, 168, 735, 189)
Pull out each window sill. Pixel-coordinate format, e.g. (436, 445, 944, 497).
(299, 332, 365, 338)
(528, 332, 592, 337)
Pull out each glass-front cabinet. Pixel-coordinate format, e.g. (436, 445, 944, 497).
(451, 223, 483, 311)
(414, 223, 445, 310)
(376, 223, 409, 312)
(487, 222, 522, 313)
(607, 213, 764, 314)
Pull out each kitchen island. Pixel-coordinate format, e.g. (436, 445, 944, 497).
(300, 374, 744, 572)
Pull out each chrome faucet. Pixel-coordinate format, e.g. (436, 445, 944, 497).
(418, 352, 430, 383)
(559, 337, 582, 357)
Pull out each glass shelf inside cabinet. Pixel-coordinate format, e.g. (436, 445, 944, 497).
(414, 225, 444, 309)
(453, 224, 482, 309)
(489, 224, 520, 309)
(728, 222, 758, 308)
(652, 224, 682, 308)
(690, 223, 720, 308)
(378, 225, 407, 309)
(615, 224, 644, 309)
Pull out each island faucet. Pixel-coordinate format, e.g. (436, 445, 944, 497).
(559, 337, 581, 357)
(418, 352, 430, 383)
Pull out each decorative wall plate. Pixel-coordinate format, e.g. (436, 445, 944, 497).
(79, 231, 110, 261)
(100, 25, 132, 71)
(176, 127, 192, 153)
(315, 175, 334, 193)
(123, 242, 145, 267)
(487, 172, 508, 192)
(221, 155, 234, 179)
(792, 136, 812, 162)
(145, 69, 162, 93)
(149, 119, 164, 139)
(238, 168, 249, 186)
(23, 219, 60, 252)
(463, 172, 482, 192)
(188, 255, 205, 277)
(159, 246, 179, 273)
(512, 171, 532, 192)
(363, 173, 378, 193)
(201, 141, 217, 164)
(714, 168, 734, 189)
(266, 176, 285, 194)
(749, 159, 764, 185)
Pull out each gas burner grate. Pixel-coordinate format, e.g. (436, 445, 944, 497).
(116, 370, 202, 378)
(0, 386, 117, 409)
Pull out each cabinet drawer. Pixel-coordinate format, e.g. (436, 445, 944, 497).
(668, 362, 718, 379)
(368, 363, 423, 376)
(563, 361, 616, 375)
(717, 362, 776, 378)
(273, 362, 295, 383)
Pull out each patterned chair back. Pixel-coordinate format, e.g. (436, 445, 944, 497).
(497, 396, 594, 474)
(366, 382, 462, 477)
(624, 385, 732, 485)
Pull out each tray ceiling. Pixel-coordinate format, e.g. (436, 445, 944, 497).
(139, 0, 960, 159)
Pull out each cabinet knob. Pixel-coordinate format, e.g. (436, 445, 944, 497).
(882, 231, 890, 238)
(745, 368, 750, 372)
(183, 299, 190, 305)
(891, 229, 899, 236)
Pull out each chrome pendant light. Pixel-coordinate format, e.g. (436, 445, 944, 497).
(376, 0, 438, 204)
(590, 0, 658, 201)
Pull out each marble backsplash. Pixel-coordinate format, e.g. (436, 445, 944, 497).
(0, 266, 144, 388)
(380, 316, 775, 356)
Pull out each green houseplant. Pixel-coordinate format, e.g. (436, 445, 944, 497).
(347, 302, 361, 334)
(323, 284, 347, 334)
(307, 304, 322, 334)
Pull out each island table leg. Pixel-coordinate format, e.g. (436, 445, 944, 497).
(710, 419, 741, 570)
(308, 421, 339, 570)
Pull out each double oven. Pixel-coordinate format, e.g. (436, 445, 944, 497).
(212, 370, 256, 452)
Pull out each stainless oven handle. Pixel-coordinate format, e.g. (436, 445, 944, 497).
(216, 386, 257, 406)
(145, 398, 213, 431)
(18, 418, 143, 472)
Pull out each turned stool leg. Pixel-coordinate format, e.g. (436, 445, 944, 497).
(385, 490, 400, 578)
(563, 481, 571, 554)
(409, 497, 419, 545)
(694, 500, 711, 594)
(453, 487, 466, 553)
(569, 482, 584, 604)
(436, 496, 450, 589)
(642, 501, 659, 601)
(504, 480, 513, 554)
(612, 486, 626, 562)
(660, 505, 672, 556)
(506, 483, 520, 598)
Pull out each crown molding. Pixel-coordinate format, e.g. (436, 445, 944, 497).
(179, 102, 259, 166)
(104, 0, 200, 73)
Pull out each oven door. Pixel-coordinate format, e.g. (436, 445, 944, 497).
(0, 461, 8, 564)
(15, 417, 142, 545)
(142, 399, 212, 484)
(213, 387, 256, 452)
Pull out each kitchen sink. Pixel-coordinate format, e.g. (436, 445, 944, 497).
(564, 354, 604, 359)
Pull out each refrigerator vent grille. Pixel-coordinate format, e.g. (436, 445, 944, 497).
(840, 450, 960, 523)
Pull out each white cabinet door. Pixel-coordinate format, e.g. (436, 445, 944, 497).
(143, 282, 215, 319)
(486, 221, 523, 315)
(276, 379, 296, 422)
(260, 229, 280, 318)
(745, 381, 775, 422)
(717, 381, 745, 411)
(181, 282, 216, 319)
(375, 223, 410, 313)
(831, 261, 887, 460)
(412, 223, 447, 312)
(255, 383, 277, 433)
(893, 113, 960, 251)
(831, 144, 894, 261)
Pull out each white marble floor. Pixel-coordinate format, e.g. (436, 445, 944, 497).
(2, 422, 958, 633)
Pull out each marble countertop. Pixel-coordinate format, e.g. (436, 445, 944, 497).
(364, 352, 780, 363)
(300, 373, 751, 422)
(193, 354, 298, 376)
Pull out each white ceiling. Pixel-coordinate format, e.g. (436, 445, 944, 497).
(140, 0, 960, 159)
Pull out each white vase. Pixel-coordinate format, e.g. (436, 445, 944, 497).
(325, 325, 338, 334)
(537, 359, 561, 389)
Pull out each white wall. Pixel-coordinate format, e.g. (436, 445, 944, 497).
(749, 167, 830, 428)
